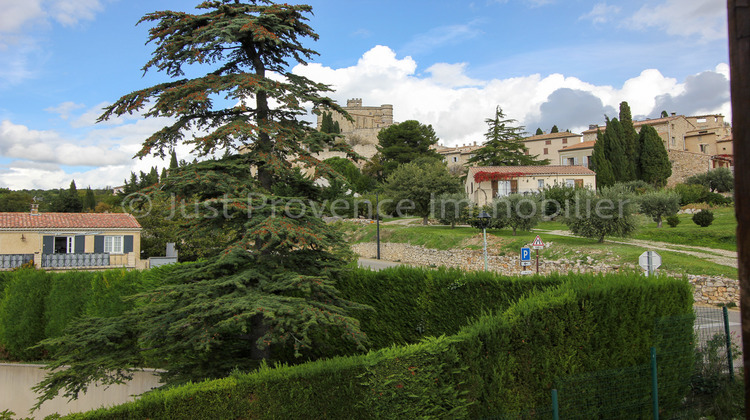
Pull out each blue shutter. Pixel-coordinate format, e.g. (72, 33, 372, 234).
(124, 235, 134, 254)
(75, 235, 85, 254)
(42, 236, 54, 254)
(94, 236, 104, 253)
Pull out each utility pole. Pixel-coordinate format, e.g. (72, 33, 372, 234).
(727, 0, 750, 409)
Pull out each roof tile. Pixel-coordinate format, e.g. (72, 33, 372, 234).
(0, 213, 142, 229)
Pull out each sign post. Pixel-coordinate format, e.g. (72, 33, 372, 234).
(531, 235, 545, 274)
(520, 247, 532, 274)
(639, 251, 662, 276)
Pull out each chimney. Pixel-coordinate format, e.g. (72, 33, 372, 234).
(473, 141, 477, 146)
(588, 124, 598, 130)
(671, 112, 676, 116)
(30, 203, 39, 215)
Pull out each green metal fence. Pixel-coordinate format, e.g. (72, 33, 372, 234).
(484, 307, 741, 419)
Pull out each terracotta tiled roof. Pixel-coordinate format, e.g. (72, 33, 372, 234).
(559, 140, 596, 151)
(523, 132, 582, 142)
(0, 213, 142, 229)
(467, 165, 595, 178)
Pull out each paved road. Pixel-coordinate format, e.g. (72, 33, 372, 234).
(358, 258, 402, 271)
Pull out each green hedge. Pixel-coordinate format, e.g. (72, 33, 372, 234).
(0, 268, 161, 360)
(62, 270, 694, 419)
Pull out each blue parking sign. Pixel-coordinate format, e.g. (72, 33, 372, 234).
(521, 247, 531, 261)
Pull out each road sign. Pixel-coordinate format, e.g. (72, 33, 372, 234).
(520, 270, 533, 275)
(531, 235, 545, 250)
(521, 247, 531, 262)
(639, 251, 662, 275)
(521, 261, 532, 266)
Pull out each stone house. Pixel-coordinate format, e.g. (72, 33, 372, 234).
(558, 140, 596, 167)
(0, 207, 145, 271)
(465, 166, 597, 206)
(436, 142, 483, 174)
(520, 132, 584, 166)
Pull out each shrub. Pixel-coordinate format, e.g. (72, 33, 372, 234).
(0, 269, 51, 360)
(673, 183, 709, 206)
(617, 180, 655, 195)
(44, 271, 93, 340)
(564, 186, 639, 242)
(692, 210, 714, 227)
(540, 184, 578, 218)
(666, 215, 681, 228)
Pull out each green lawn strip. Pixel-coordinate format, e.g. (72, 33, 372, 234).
(630, 207, 737, 252)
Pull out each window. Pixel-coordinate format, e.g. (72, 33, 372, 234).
(567, 157, 575, 166)
(562, 138, 568, 144)
(54, 236, 74, 254)
(538, 179, 544, 189)
(699, 144, 709, 154)
(545, 140, 551, 145)
(671, 137, 676, 146)
(543, 148, 548, 155)
(452, 156, 458, 163)
(104, 236, 124, 254)
(565, 179, 575, 187)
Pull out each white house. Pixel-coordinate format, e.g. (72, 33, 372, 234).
(465, 165, 597, 206)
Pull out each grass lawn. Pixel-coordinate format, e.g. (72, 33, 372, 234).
(340, 221, 737, 279)
(629, 206, 736, 251)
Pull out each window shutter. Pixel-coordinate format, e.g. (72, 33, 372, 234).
(124, 235, 134, 254)
(42, 236, 54, 254)
(94, 236, 104, 253)
(75, 235, 85, 253)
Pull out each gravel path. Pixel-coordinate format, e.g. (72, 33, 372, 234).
(536, 229, 738, 268)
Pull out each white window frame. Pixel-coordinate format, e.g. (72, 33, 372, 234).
(104, 235, 124, 254)
(538, 179, 544, 190)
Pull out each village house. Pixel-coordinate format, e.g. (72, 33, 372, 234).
(520, 132, 584, 167)
(558, 140, 596, 168)
(0, 206, 145, 271)
(466, 166, 596, 206)
(435, 142, 483, 174)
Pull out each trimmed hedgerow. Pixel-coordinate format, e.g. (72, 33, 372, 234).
(0, 269, 52, 360)
(61, 270, 693, 419)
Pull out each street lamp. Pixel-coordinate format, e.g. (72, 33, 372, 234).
(476, 210, 492, 271)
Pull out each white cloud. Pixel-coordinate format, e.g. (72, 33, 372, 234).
(625, 0, 727, 42)
(400, 22, 483, 56)
(0, 0, 103, 33)
(579, 3, 622, 25)
(294, 46, 730, 146)
(45, 101, 85, 120)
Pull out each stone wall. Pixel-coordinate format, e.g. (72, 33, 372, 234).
(667, 149, 713, 187)
(352, 242, 739, 306)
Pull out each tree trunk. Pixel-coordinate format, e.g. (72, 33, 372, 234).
(423, 215, 429, 225)
(656, 217, 663, 228)
(249, 314, 270, 361)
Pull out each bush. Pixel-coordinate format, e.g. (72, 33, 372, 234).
(66, 270, 694, 420)
(693, 210, 714, 227)
(540, 184, 578, 218)
(666, 215, 681, 228)
(0, 269, 51, 360)
(638, 190, 681, 228)
(617, 180, 655, 195)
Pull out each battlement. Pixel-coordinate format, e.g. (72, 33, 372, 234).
(347, 98, 363, 108)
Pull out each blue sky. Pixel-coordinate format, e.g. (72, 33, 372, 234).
(0, 0, 731, 189)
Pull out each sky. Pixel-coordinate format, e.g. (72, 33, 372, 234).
(0, 0, 732, 190)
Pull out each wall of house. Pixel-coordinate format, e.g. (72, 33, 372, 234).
(0, 230, 143, 270)
(466, 173, 596, 206)
(558, 148, 592, 167)
(523, 134, 582, 164)
(666, 149, 713, 187)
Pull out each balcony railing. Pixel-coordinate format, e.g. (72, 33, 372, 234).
(0, 254, 34, 270)
(41, 253, 111, 268)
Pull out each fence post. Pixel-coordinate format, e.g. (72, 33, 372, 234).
(723, 306, 735, 382)
(651, 347, 659, 420)
(551, 388, 559, 420)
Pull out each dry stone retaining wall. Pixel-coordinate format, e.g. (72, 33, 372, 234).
(352, 242, 739, 306)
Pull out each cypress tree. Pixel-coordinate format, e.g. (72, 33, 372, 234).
(535, 127, 543, 135)
(550, 125, 559, 133)
(639, 125, 672, 187)
(592, 130, 615, 188)
(169, 149, 179, 170)
(619, 102, 639, 180)
(83, 187, 96, 211)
